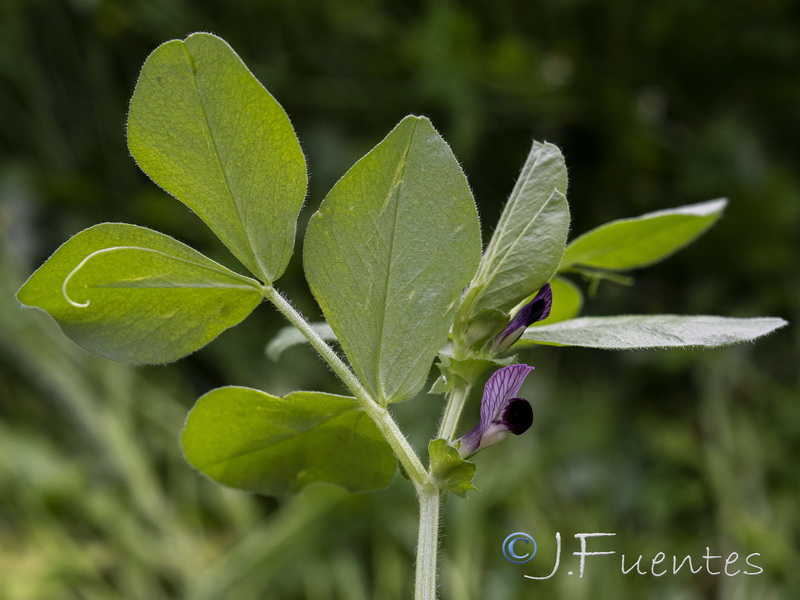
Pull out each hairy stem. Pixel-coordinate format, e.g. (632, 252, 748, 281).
(437, 376, 476, 441)
(415, 488, 441, 600)
(261, 286, 429, 490)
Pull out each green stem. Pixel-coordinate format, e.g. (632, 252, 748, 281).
(437, 376, 476, 442)
(414, 488, 441, 600)
(261, 286, 429, 491)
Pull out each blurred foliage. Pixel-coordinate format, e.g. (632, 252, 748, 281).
(1, 0, 798, 598)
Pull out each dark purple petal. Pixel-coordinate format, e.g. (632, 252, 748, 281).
(492, 284, 553, 353)
(499, 398, 533, 435)
(520, 283, 553, 324)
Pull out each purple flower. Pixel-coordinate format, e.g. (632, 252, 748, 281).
(456, 364, 535, 457)
(491, 283, 553, 353)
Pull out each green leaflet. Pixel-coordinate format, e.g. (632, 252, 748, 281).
(560, 199, 727, 271)
(428, 439, 476, 498)
(304, 116, 482, 404)
(127, 32, 307, 284)
(518, 314, 788, 349)
(182, 387, 397, 495)
(266, 322, 337, 361)
(461, 142, 570, 322)
(16, 223, 262, 364)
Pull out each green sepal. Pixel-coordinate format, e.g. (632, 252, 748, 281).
(453, 300, 508, 351)
(429, 351, 515, 394)
(428, 438, 477, 498)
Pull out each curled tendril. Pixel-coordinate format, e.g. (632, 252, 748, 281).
(61, 247, 137, 308)
(60, 245, 262, 308)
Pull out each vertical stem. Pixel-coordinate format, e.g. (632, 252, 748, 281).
(437, 377, 475, 441)
(415, 487, 441, 600)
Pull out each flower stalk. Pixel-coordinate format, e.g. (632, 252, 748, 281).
(437, 375, 477, 442)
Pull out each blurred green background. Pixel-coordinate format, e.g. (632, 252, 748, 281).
(1, 0, 798, 598)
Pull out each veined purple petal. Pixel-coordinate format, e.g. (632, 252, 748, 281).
(480, 364, 534, 426)
(456, 364, 535, 457)
(492, 284, 553, 353)
(457, 423, 484, 457)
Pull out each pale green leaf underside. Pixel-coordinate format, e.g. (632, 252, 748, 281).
(467, 141, 570, 316)
(127, 32, 307, 284)
(428, 438, 476, 498)
(560, 198, 727, 271)
(266, 322, 336, 361)
(304, 115, 482, 404)
(182, 387, 397, 495)
(16, 223, 262, 364)
(518, 314, 788, 349)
